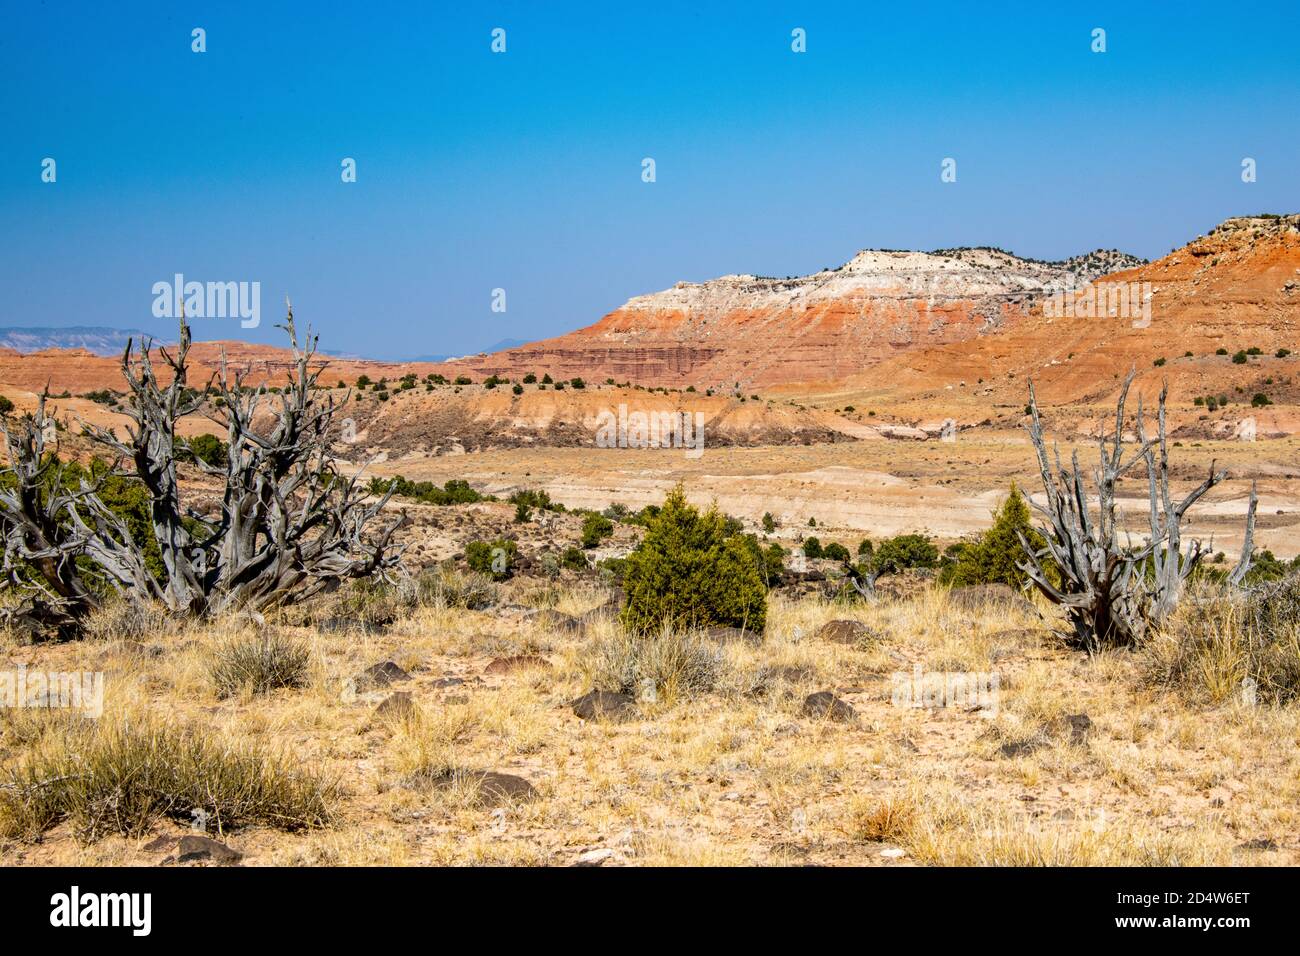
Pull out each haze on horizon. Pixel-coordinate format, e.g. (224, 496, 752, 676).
(1, 1, 1297, 360)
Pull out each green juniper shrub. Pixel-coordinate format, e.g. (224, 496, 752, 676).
(871, 533, 939, 574)
(761, 512, 776, 533)
(802, 537, 824, 559)
(821, 542, 851, 562)
(561, 546, 589, 572)
(620, 486, 768, 634)
(581, 512, 614, 549)
(509, 488, 564, 513)
(177, 433, 229, 468)
(760, 542, 786, 586)
(598, 555, 628, 585)
(938, 484, 1051, 589)
(464, 538, 517, 580)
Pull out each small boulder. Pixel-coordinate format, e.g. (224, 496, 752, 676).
(703, 626, 763, 646)
(354, 660, 411, 691)
(999, 734, 1047, 758)
(536, 609, 585, 634)
(431, 770, 538, 807)
(174, 835, 243, 866)
(484, 654, 550, 675)
(1057, 713, 1093, 745)
(363, 691, 419, 731)
(814, 619, 876, 646)
(573, 848, 616, 867)
(572, 690, 636, 723)
(801, 691, 856, 723)
(948, 584, 1036, 615)
(319, 617, 386, 635)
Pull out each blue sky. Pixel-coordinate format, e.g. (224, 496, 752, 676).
(1, 1, 1297, 359)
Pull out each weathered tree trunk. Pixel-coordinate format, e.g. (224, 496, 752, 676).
(1019, 371, 1256, 649)
(0, 304, 407, 628)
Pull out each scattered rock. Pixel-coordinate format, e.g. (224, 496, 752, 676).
(174, 835, 243, 865)
(427, 770, 538, 807)
(875, 424, 929, 441)
(1057, 713, 1093, 745)
(354, 660, 411, 691)
(770, 664, 816, 684)
(948, 584, 1036, 615)
(999, 735, 1047, 758)
(703, 626, 763, 646)
(571, 689, 637, 722)
(362, 691, 419, 731)
(536, 609, 585, 634)
(142, 834, 179, 854)
(484, 654, 550, 675)
(879, 847, 906, 859)
(573, 848, 616, 867)
(582, 592, 626, 622)
(319, 617, 386, 635)
(429, 676, 466, 688)
(801, 691, 856, 722)
(1237, 837, 1279, 851)
(814, 619, 876, 646)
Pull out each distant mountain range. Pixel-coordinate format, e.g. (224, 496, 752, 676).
(0, 326, 168, 355)
(0, 327, 532, 362)
(439, 215, 1297, 390)
(398, 339, 530, 362)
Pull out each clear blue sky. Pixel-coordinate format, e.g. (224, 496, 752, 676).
(2, 1, 1297, 359)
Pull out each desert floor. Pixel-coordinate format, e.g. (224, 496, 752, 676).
(370, 433, 1300, 559)
(2, 580, 1296, 867)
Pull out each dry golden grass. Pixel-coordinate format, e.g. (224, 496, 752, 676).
(1, 580, 1298, 866)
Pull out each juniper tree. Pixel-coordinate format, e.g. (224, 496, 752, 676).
(1018, 372, 1256, 649)
(0, 305, 406, 632)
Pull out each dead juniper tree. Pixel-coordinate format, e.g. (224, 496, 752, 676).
(0, 304, 406, 632)
(1019, 371, 1256, 649)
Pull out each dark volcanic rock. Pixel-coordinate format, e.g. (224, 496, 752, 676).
(703, 626, 763, 646)
(363, 691, 418, 730)
(814, 619, 876, 645)
(319, 617, 387, 635)
(1058, 713, 1093, 745)
(484, 654, 551, 675)
(536, 609, 585, 634)
(354, 660, 411, 691)
(571, 690, 636, 722)
(175, 835, 243, 865)
(429, 770, 538, 807)
(801, 691, 857, 722)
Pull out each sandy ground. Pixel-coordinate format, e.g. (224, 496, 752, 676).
(3, 583, 1296, 867)
(365, 431, 1300, 559)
